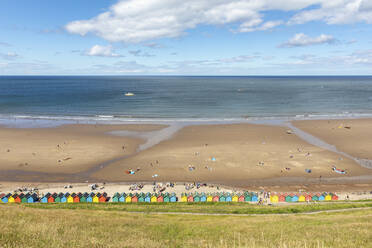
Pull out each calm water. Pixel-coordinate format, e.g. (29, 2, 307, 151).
(1, 76, 372, 122)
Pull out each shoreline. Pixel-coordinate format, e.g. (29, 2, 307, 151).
(0, 118, 372, 192)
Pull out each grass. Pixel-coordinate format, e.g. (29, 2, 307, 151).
(23, 201, 372, 215)
(1, 203, 372, 248)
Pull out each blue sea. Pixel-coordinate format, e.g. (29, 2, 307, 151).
(1, 76, 372, 125)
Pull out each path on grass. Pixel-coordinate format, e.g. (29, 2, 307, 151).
(126, 207, 372, 217)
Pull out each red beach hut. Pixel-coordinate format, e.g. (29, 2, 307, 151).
(187, 195, 194, 202)
(238, 195, 245, 202)
(279, 194, 286, 202)
(157, 194, 164, 202)
(212, 195, 219, 202)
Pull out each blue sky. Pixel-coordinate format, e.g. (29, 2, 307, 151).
(0, 0, 371, 75)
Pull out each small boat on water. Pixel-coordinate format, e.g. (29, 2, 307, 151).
(124, 92, 135, 96)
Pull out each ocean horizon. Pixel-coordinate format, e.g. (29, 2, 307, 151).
(1, 75, 372, 126)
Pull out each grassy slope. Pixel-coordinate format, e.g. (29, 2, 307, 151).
(1, 203, 372, 248)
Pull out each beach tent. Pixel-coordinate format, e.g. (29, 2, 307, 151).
(312, 195, 319, 201)
(207, 195, 213, 202)
(181, 194, 187, 202)
(232, 194, 239, 202)
(298, 195, 306, 202)
(213, 195, 219, 202)
(170, 193, 177, 202)
(318, 195, 325, 201)
(187, 195, 194, 202)
(151, 195, 157, 203)
(285, 195, 292, 202)
(157, 194, 164, 202)
(200, 194, 207, 202)
(325, 194, 332, 201)
(194, 194, 200, 202)
(270, 195, 279, 203)
(279, 194, 286, 202)
(238, 195, 245, 202)
(292, 195, 299, 202)
(132, 194, 138, 203)
(251, 195, 258, 202)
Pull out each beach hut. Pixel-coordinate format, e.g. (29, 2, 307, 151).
(305, 194, 312, 202)
(145, 194, 151, 203)
(232, 194, 239, 202)
(251, 194, 258, 202)
(41, 193, 49, 203)
(225, 194, 232, 202)
(151, 195, 157, 203)
(270, 195, 279, 203)
(13, 194, 21, 203)
(93, 195, 99, 203)
(200, 194, 207, 202)
(318, 194, 325, 201)
(138, 193, 145, 203)
(291, 195, 299, 202)
(73, 194, 80, 203)
(332, 194, 339, 201)
(132, 194, 138, 203)
(298, 195, 306, 202)
(163, 193, 170, 203)
(212, 195, 219, 202)
(207, 195, 213, 202)
(170, 193, 177, 203)
(157, 194, 164, 203)
(86, 193, 93, 203)
(238, 194, 245, 202)
(119, 193, 126, 202)
(312, 195, 319, 201)
(27, 194, 38, 203)
(244, 194, 251, 202)
(285, 195, 292, 203)
(20, 194, 27, 203)
(8, 195, 15, 203)
(187, 194, 194, 202)
(193, 194, 200, 202)
(48, 195, 55, 203)
(99, 194, 106, 203)
(54, 193, 61, 203)
(125, 194, 132, 203)
(67, 194, 74, 203)
(80, 193, 88, 203)
(279, 194, 286, 202)
(325, 194, 332, 201)
(2, 194, 10, 203)
(181, 194, 187, 202)
(60, 194, 67, 203)
(0, 193, 4, 203)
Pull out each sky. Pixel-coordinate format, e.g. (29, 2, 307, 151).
(0, 0, 372, 75)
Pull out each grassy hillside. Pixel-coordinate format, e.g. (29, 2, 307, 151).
(1, 203, 372, 248)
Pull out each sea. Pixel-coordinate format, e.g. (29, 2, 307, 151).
(1, 75, 372, 127)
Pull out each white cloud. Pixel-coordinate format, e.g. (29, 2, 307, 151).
(85, 45, 122, 57)
(65, 0, 372, 43)
(279, 33, 336, 47)
(0, 52, 19, 60)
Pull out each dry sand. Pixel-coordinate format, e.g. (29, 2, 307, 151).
(293, 118, 372, 161)
(1, 121, 372, 192)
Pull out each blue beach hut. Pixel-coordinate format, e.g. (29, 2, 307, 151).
(251, 194, 258, 202)
(170, 193, 177, 202)
(145, 194, 151, 203)
(119, 193, 126, 202)
(292, 195, 299, 202)
(86, 193, 93, 203)
(1, 194, 10, 203)
(200, 194, 207, 202)
(225, 194, 232, 202)
(318, 195, 325, 201)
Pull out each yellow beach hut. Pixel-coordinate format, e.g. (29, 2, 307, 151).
(125, 195, 132, 203)
(232, 194, 239, 202)
(181, 194, 187, 202)
(151, 195, 157, 203)
(299, 195, 306, 202)
(8, 195, 15, 203)
(270, 195, 279, 203)
(93, 195, 99, 203)
(325, 194, 332, 201)
(67, 195, 74, 203)
(207, 195, 213, 202)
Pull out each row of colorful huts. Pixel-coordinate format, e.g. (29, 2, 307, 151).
(0, 192, 339, 203)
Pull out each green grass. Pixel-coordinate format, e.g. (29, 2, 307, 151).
(23, 201, 372, 215)
(0, 204, 372, 248)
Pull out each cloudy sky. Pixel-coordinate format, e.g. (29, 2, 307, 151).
(1, 0, 372, 75)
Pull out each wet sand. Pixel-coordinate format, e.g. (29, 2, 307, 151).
(1, 121, 372, 192)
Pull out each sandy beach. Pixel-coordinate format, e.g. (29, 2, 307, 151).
(1, 120, 372, 193)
